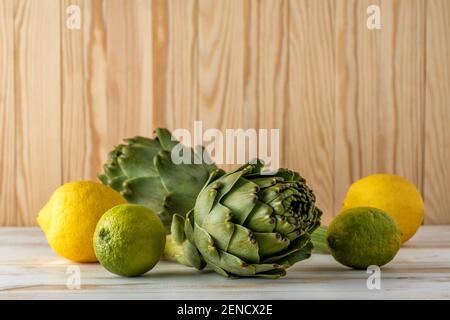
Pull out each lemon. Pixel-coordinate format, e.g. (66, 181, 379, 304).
(327, 207, 402, 269)
(93, 204, 166, 277)
(37, 181, 127, 262)
(342, 174, 424, 243)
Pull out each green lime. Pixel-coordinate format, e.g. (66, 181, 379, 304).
(327, 207, 402, 269)
(93, 204, 166, 277)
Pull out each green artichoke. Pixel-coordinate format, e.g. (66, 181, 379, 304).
(98, 128, 217, 232)
(171, 161, 322, 278)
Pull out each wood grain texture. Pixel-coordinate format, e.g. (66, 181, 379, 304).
(335, 0, 425, 213)
(0, 0, 15, 225)
(84, 0, 109, 174)
(243, 0, 288, 171)
(106, 0, 153, 149)
(424, 0, 450, 224)
(288, 0, 335, 223)
(1, 226, 450, 299)
(1, 0, 449, 225)
(60, 0, 112, 182)
(198, 0, 245, 171)
(62, 0, 91, 182)
(153, 0, 198, 132)
(14, 0, 61, 225)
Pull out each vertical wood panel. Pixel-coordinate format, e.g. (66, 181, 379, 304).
(153, 0, 198, 132)
(0, 0, 15, 225)
(61, 0, 89, 181)
(289, 0, 335, 222)
(152, 0, 168, 129)
(14, 0, 61, 225)
(61, 0, 108, 182)
(335, 0, 425, 214)
(424, 0, 450, 224)
(61, 0, 87, 182)
(106, 0, 153, 148)
(244, 0, 288, 169)
(198, 0, 245, 171)
(85, 0, 108, 174)
(390, 0, 426, 188)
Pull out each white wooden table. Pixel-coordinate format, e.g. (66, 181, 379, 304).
(1, 226, 449, 300)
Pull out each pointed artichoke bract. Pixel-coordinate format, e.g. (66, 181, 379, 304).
(171, 161, 322, 278)
(98, 128, 217, 232)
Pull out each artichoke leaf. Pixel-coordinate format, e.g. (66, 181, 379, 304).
(195, 145, 218, 175)
(123, 176, 167, 213)
(171, 214, 186, 245)
(276, 242, 313, 268)
(169, 214, 206, 270)
(221, 179, 259, 225)
(214, 170, 248, 202)
(258, 184, 284, 203)
(103, 161, 124, 178)
(106, 176, 127, 193)
(243, 201, 275, 233)
(252, 263, 284, 274)
(182, 241, 206, 270)
(275, 169, 301, 182)
(274, 215, 297, 236)
(213, 249, 257, 277)
(98, 173, 108, 185)
(253, 268, 286, 279)
(194, 184, 218, 225)
(262, 234, 310, 263)
(249, 176, 283, 189)
(193, 223, 221, 261)
(227, 224, 259, 264)
(212, 249, 285, 278)
(164, 193, 197, 219)
(155, 128, 180, 151)
(124, 135, 161, 148)
(206, 261, 234, 278)
(184, 210, 196, 243)
(155, 150, 209, 199)
(202, 203, 234, 251)
(253, 232, 290, 259)
(117, 143, 159, 177)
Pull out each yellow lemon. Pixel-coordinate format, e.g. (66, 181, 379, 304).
(342, 174, 424, 243)
(37, 181, 127, 262)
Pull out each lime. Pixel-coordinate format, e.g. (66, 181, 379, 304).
(327, 207, 402, 269)
(342, 174, 424, 243)
(93, 204, 166, 277)
(37, 181, 127, 262)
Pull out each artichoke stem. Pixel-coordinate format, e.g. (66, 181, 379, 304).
(163, 235, 183, 262)
(310, 225, 330, 254)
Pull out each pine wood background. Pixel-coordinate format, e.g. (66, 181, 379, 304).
(0, 0, 449, 226)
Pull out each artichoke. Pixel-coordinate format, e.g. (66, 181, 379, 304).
(98, 128, 217, 231)
(171, 161, 322, 278)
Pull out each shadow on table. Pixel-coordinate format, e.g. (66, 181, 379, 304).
(141, 269, 215, 279)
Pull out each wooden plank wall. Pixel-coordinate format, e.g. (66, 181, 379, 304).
(0, 0, 449, 226)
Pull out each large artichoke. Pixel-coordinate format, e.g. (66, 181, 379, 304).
(98, 128, 217, 231)
(170, 161, 322, 278)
